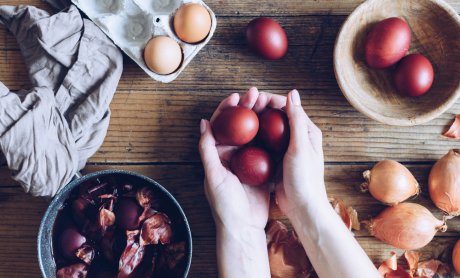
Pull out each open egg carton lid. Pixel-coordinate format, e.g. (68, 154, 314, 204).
(71, 0, 217, 83)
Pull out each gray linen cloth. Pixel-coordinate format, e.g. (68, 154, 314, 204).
(0, 2, 123, 196)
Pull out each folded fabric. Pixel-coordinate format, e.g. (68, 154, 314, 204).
(0, 3, 123, 196)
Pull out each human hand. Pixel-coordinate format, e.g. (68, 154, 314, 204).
(199, 87, 271, 232)
(199, 87, 288, 278)
(275, 90, 329, 218)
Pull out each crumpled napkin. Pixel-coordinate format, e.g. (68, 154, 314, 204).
(0, 1, 123, 196)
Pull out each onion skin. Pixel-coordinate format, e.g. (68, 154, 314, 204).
(361, 160, 419, 205)
(453, 239, 460, 274)
(428, 149, 460, 216)
(367, 203, 446, 250)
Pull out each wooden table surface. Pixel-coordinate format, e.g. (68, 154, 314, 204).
(1, 0, 460, 277)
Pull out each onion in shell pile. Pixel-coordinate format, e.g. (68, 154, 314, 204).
(429, 149, 460, 216)
(361, 160, 420, 205)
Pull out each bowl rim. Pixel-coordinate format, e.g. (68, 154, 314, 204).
(333, 0, 460, 126)
(37, 169, 193, 278)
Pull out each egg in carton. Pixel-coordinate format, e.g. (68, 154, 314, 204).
(71, 0, 217, 83)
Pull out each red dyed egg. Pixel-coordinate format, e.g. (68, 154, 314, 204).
(115, 198, 142, 230)
(365, 17, 411, 69)
(259, 108, 290, 153)
(246, 17, 288, 60)
(212, 106, 259, 146)
(394, 54, 434, 97)
(59, 227, 86, 259)
(230, 146, 274, 186)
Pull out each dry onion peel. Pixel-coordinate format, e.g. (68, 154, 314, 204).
(453, 239, 460, 274)
(361, 160, 420, 206)
(443, 115, 460, 139)
(416, 259, 450, 277)
(266, 221, 313, 278)
(378, 252, 411, 277)
(329, 197, 360, 231)
(379, 251, 451, 278)
(366, 203, 446, 250)
(404, 251, 420, 276)
(428, 149, 460, 216)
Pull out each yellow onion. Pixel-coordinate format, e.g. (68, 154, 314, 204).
(428, 149, 460, 216)
(367, 203, 446, 250)
(453, 239, 460, 274)
(361, 160, 420, 205)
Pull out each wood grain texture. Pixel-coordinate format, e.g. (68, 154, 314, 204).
(1, 165, 460, 277)
(334, 0, 460, 126)
(0, 0, 459, 15)
(0, 1, 460, 277)
(0, 16, 459, 163)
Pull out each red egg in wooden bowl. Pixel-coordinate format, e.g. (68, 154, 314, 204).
(334, 0, 460, 126)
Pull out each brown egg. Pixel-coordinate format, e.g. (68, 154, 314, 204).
(144, 36, 182, 75)
(174, 3, 211, 43)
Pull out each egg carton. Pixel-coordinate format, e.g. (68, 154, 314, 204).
(71, 0, 217, 83)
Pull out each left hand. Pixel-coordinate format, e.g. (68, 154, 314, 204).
(199, 87, 286, 232)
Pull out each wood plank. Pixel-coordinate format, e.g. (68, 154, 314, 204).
(0, 16, 344, 91)
(97, 89, 460, 163)
(0, 0, 459, 15)
(1, 164, 460, 277)
(1, 164, 460, 238)
(1, 15, 459, 163)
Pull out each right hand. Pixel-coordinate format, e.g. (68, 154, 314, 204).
(275, 90, 330, 217)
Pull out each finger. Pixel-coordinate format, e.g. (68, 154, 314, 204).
(307, 120, 323, 155)
(259, 91, 287, 109)
(253, 92, 269, 113)
(267, 93, 287, 109)
(216, 145, 238, 168)
(285, 89, 310, 151)
(239, 87, 259, 109)
(254, 92, 287, 113)
(210, 93, 240, 122)
(199, 119, 225, 183)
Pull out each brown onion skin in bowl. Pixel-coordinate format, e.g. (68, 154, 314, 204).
(367, 202, 446, 250)
(429, 149, 460, 216)
(361, 160, 419, 205)
(49, 172, 191, 278)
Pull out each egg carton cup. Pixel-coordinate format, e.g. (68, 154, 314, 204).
(71, 0, 217, 83)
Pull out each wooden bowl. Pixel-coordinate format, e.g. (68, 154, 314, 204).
(334, 0, 460, 126)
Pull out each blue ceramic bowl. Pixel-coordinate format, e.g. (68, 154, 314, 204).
(37, 169, 192, 277)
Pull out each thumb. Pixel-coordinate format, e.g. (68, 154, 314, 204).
(285, 90, 310, 152)
(199, 119, 223, 182)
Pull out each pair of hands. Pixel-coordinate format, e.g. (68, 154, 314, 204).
(199, 87, 329, 234)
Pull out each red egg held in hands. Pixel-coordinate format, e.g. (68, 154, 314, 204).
(246, 17, 288, 60)
(394, 54, 434, 97)
(230, 146, 274, 186)
(259, 108, 290, 153)
(212, 106, 259, 146)
(365, 17, 411, 69)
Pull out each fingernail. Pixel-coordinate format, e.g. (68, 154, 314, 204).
(200, 119, 206, 134)
(291, 89, 301, 106)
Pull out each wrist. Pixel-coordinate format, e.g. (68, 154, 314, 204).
(216, 224, 270, 278)
(286, 199, 335, 230)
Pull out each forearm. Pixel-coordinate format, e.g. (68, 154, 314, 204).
(216, 225, 271, 278)
(289, 201, 380, 278)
